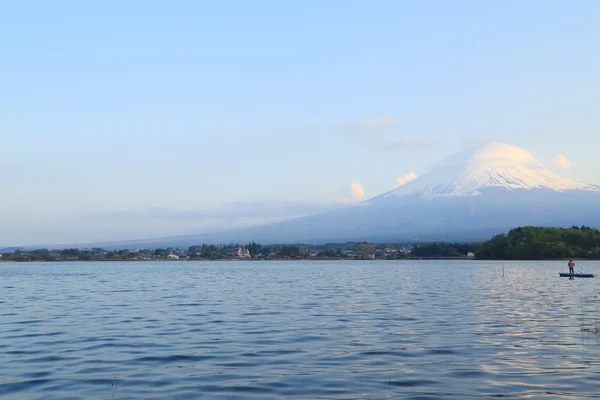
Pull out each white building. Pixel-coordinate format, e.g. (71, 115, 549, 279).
(230, 247, 251, 259)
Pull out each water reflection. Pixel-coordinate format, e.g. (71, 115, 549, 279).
(0, 260, 599, 399)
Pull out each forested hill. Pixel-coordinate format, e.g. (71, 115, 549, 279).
(475, 226, 600, 260)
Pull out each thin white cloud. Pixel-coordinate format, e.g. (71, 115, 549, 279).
(10, 201, 343, 246)
(394, 172, 417, 188)
(90, 201, 342, 221)
(5, 199, 358, 247)
(389, 138, 426, 149)
(356, 116, 397, 132)
(554, 155, 574, 169)
(342, 116, 425, 149)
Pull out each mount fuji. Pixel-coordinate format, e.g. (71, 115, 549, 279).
(373, 142, 598, 200)
(185, 142, 599, 245)
(85, 142, 600, 248)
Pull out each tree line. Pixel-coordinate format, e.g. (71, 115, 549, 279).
(475, 226, 600, 260)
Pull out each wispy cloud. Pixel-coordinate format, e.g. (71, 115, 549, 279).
(394, 172, 417, 188)
(16, 195, 365, 246)
(90, 200, 345, 222)
(355, 116, 398, 132)
(342, 116, 425, 149)
(554, 155, 574, 169)
(388, 138, 426, 149)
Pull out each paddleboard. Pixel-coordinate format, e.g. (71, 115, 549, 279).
(559, 273, 595, 278)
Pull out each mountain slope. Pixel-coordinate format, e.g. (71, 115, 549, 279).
(179, 187, 599, 244)
(42, 142, 600, 249)
(185, 142, 599, 244)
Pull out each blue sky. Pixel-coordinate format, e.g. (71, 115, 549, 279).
(2, 0, 600, 246)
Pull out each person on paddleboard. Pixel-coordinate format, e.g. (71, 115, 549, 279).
(568, 259, 575, 274)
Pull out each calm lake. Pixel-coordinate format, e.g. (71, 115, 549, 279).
(1, 260, 599, 399)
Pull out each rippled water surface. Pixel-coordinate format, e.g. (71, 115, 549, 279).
(1, 260, 600, 399)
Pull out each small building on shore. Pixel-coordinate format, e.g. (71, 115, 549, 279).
(227, 247, 251, 259)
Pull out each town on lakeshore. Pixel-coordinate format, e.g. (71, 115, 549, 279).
(0, 242, 477, 262)
(2, 226, 600, 262)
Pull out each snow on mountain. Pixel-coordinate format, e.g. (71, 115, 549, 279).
(373, 142, 599, 201)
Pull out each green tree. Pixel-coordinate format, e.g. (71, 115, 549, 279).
(279, 246, 300, 258)
(475, 226, 600, 260)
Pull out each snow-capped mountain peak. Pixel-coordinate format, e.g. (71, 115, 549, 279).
(375, 142, 599, 200)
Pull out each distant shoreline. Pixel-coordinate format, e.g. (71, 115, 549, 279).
(5, 257, 599, 263)
(4, 226, 600, 261)
(0, 257, 480, 263)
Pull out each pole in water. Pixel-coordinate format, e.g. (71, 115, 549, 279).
(502, 264, 505, 277)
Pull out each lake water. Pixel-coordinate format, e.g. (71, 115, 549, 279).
(1, 260, 600, 399)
